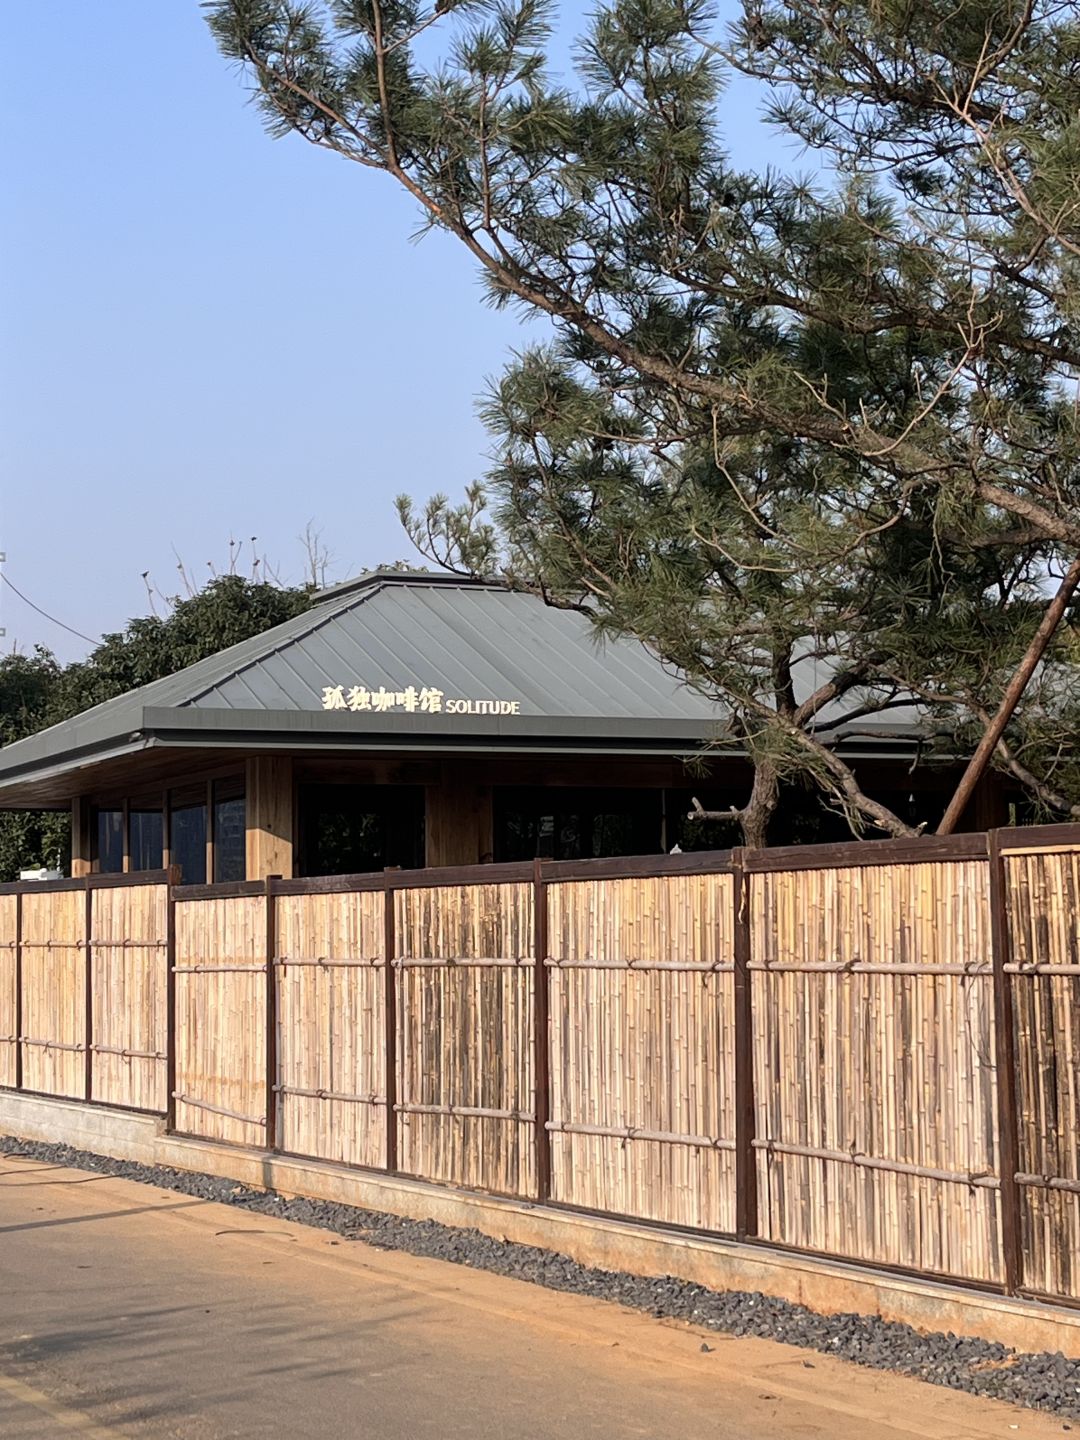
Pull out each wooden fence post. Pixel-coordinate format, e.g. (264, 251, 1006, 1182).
(732, 849, 758, 1239)
(84, 878, 94, 1103)
(533, 857, 552, 1202)
(266, 876, 281, 1153)
(383, 871, 398, 1173)
(14, 890, 23, 1092)
(988, 830, 1024, 1293)
(165, 865, 180, 1133)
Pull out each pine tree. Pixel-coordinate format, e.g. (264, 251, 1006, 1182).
(209, 0, 1080, 844)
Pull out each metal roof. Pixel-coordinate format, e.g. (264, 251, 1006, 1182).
(0, 571, 923, 798)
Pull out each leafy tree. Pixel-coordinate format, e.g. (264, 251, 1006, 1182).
(0, 577, 314, 880)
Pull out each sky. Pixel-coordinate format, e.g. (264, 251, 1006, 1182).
(1, 1, 789, 663)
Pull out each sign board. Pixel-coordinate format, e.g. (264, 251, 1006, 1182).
(321, 684, 521, 716)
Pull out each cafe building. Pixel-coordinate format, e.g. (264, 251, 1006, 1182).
(0, 571, 1000, 880)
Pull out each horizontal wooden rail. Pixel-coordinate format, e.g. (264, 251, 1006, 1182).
(1016, 1173, 1080, 1195)
(547, 1120, 736, 1151)
(90, 1044, 167, 1062)
(396, 1102, 535, 1122)
(273, 956, 382, 969)
(392, 956, 533, 968)
(171, 964, 265, 975)
(171, 1093, 266, 1127)
(88, 939, 166, 950)
(1005, 963, 1080, 975)
(18, 1036, 86, 1053)
(748, 962, 993, 977)
(753, 1139, 1000, 1188)
(545, 958, 735, 973)
(274, 1085, 386, 1105)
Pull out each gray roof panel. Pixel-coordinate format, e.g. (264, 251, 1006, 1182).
(0, 571, 924, 794)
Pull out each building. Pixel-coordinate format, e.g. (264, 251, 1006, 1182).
(0, 571, 1003, 879)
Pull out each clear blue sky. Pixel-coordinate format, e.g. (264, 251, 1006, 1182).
(1, 1, 790, 663)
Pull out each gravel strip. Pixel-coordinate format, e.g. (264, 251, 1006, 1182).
(2, 1133, 1078, 1424)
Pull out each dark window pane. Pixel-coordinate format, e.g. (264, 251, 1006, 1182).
(170, 803, 206, 884)
(494, 789, 661, 861)
(129, 811, 163, 871)
(297, 785, 424, 877)
(213, 795, 246, 882)
(95, 810, 124, 873)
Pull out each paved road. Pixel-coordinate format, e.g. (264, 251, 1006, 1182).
(0, 1153, 1056, 1439)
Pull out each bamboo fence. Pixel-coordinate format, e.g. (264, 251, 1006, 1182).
(395, 881, 536, 1196)
(547, 873, 737, 1231)
(173, 892, 267, 1147)
(0, 893, 16, 1089)
(275, 889, 387, 1169)
(1005, 847, 1080, 1299)
(6, 825, 1080, 1304)
(20, 885, 86, 1099)
(90, 882, 169, 1111)
(750, 858, 1001, 1282)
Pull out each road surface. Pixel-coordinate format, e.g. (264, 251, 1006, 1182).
(0, 1151, 1057, 1439)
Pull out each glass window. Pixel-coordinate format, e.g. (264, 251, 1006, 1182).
(95, 809, 124, 873)
(213, 782, 246, 883)
(129, 809, 163, 871)
(297, 785, 424, 877)
(494, 789, 661, 862)
(170, 802, 207, 884)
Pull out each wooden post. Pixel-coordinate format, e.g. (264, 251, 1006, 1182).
(71, 797, 92, 878)
(14, 891, 22, 1092)
(988, 830, 1024, 1293)
(533, 857, 552, 1202)
(425, 774, 494, 866)
(84, 879, 94, 1102)
(732, 849, 758, 1239)
(246, 757, 295, 880)
(205, 780, 215, 887)
(383, 871, 398, 1173)
(165, 865, 180, 1133)
(266, 876, 280, 1152)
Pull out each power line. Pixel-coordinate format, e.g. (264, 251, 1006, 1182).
(0, 570, 98, 645)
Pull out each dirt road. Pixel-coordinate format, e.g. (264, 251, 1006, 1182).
(0, 1152, 1059, 1438)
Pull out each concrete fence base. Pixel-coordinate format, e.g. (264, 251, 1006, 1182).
(2, 1088, 1078, 1359)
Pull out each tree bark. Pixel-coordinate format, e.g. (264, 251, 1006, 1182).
(740, 760, 779, 849)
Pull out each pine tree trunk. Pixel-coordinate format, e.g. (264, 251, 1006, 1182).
(740, 761, 779, 850)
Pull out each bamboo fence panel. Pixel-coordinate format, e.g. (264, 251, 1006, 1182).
(0, 894, 16, 1088)
(174, 895, 266, 1147)
(547, 874, 737, 1231)
(751, 860, 1002, 1282)
(275, 890, 386, 1168)
(396, 882, 535, 1196)
(1006, 849, 1080, 1299)
(20, 888, 86, 1098)
(90, 884, 168, 1112)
